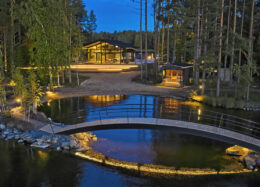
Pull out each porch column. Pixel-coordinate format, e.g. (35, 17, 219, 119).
(101, 41, 102, 64)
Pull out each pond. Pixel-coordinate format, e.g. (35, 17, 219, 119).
(40, 94, 260, 125)
(1, 94, 260, 186)
(91, 128, 241, 171)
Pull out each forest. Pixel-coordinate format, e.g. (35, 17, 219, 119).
(145, 0, 260, 108)
(0, 0, 260, 116)
(0, 0, 96, 115)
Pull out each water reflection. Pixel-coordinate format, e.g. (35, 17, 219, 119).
(0, 141, 82, 186)
(39, 95, 260, 137)
(84, 95, 128, 107)
(91, 129, 242, 171)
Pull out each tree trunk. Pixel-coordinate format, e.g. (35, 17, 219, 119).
(161, 1, 165, 64)
(145, 0, 148, 80)
(201, 3, 208, 95)
(10, 0, 15, 75)
(216, 0, 224, 97)
(238, 0, 245, 68)
(57, 71, 60, 87)
(76, 72, 80, 86)
(246, 0, 255, 101)
(194, 0, 201, 86)
(224, 0, 231, 81)
(3, 29, 7, 73)
(166, 1, 170, 63)
(140, 0, 143, 80)
(172, 24, 176, 64)
(154, 0, 159, 80)
(230, 0, 237, 83)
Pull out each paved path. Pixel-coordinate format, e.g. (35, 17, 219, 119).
(54, 71, 191, 98)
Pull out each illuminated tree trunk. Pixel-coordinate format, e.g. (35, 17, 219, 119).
(172, 23, 176, 64)
(201, 3, 208, 95)
(194, 0, 200, 86)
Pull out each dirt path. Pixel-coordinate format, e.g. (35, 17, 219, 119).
(54, 71, 191, 98)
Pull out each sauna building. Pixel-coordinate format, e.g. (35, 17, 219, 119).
(162, 63, 192, 87)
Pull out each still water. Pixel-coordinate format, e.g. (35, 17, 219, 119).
(1, 139, 260, 186)
(40, 94, 260, 125)
(1, 95, 260, 186)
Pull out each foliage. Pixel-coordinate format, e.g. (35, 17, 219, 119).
(28, 71, 43, 114)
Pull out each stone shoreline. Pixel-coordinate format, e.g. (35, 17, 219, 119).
(75, 149, 255, 176)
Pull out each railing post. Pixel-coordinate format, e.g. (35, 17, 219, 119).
(219, 113, 223, 128)
(99, 111, 102, 121)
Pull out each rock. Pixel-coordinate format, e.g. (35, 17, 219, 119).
(15, 134, 20, 140)
(23, 135, 36, 144)
(0, 124, 6, 130)
(256, 158, 260, 168)
(92, 136, 97, 142)
(76, 147, 88, 152)
(17, 139, 24, 144)
(7, 134, 15, 140)
(244, 152, 259, 170)
(31, 142, 50, 149)
(3, 129, 12, 136)
(226, 145, 253, 156)
(70, 140, 77, 149)
(13, 128, 19, 134)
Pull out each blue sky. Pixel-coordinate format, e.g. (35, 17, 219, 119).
(83, 0, 154, 33)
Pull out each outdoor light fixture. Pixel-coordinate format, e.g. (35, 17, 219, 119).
(199, 85, 203, 89)
(16, 98, 21, 103)
(115, 45, 119, 48)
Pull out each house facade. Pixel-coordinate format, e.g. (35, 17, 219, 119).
(82, 39, 136, 64)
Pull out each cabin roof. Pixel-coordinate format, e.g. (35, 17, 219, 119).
(83, 39, 137, 50)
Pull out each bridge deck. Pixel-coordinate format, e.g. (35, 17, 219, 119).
(40, 118, 260, 148)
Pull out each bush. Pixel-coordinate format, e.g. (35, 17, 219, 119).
(223, 97, 235, 109)
(235, 100, 245, 109)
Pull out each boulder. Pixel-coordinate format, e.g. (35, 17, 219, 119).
(0, 124, 6, 130)
(243, 152, 259, 170)
(226, 145, 253, 156)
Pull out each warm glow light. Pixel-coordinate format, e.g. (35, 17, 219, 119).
(8, 80, 16, 86)
(37, 151, 49, 161)
(16, 98, 21, 103)
(198, 109, 201, 115)
(199, 85, 203, 89)
(47, 100, 52, 106)
(192, 95, 204, 102)
(214, 69, 218, 73)
(46, 91, 58, 98)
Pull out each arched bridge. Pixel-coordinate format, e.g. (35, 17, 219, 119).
(40, 104, 260, 149)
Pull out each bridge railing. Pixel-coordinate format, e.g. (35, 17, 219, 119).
(56, 104, 260, 139)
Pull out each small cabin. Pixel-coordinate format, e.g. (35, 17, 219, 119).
(162, 64, 192, 87)
(82, 39, 136, 64)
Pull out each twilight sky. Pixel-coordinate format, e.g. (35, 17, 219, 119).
(83, 0, 154, 33)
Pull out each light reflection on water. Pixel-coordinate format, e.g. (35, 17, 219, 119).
(39, 94, 260, 125)
(1, 94, 260, 186)
(90, 128, 241, 171)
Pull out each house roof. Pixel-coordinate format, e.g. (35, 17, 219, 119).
(162, 63, 193, 70)
(83, 39, 137, 50)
